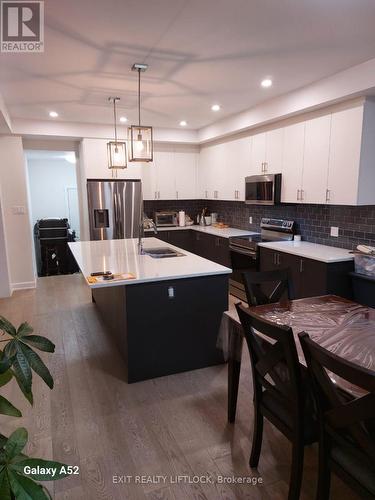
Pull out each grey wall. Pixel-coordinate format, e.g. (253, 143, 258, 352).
(145, 199, 375, 250)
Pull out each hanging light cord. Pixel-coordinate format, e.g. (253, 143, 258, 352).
(113, 98, 118, 143)
(138, 68, 141, 127)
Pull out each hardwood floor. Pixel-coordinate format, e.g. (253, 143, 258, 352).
(0, 275, 358, 499)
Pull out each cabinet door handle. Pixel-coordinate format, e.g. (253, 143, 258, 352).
(300, 259, 304, 273)
(300, 189, 304, 201)
(277, 253, 280, 265)
(176, 191, 178, 199)
(297, 189, 300, 201)
(326, 189, 331, 202)
(273, 252, 276, 265)
(155, 191, 157, 199)
(264, 162, 268, 173)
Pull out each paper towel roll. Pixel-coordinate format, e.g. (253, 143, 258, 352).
(179, 211, 186, 227)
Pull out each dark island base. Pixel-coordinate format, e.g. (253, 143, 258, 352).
(92, 274, 228, 383)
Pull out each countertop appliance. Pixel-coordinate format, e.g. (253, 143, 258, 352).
(245, 173, 282, 205)
(87, 179, 143, 240)
(229, 217, 295, 301)
(154, 211, 178, 227)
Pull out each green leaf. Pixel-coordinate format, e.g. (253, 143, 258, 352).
(0, 470, 12, 500)
(12, 348, 32, 393)
(4, 341, 17, 360)
(0, 369, 12, 387)
(0, 395, 21, 417)
(0, 352, 11, 375)
(19, 344, 53, 389)
(0, 317, 16, 337)
(17, 323, 33, 338)
(21, 336, 55, 353)
(12, 369, 33, 405)
(5, 428, 28, 460)
(12, 459, 70, 481)
(0, 433, 8, 448)
(8, 469, 50, 500)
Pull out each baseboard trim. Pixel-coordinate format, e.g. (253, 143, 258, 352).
(11, 280, 36, 293)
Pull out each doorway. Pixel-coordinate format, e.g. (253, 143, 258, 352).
(25, 150, 80, 277)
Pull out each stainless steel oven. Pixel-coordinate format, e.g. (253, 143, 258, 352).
(229, 218, 295, 301)
(245, 173, 282, 205)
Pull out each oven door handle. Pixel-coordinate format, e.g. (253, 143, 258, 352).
(229, 246, 257, 259)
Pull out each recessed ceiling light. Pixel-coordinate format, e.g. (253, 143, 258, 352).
(261, 79, 273, 88)
(179, 120, 187, 127)
(211, 104, 221, 112)
(119, 116, 128, 123)
(49, 111, 58, 118)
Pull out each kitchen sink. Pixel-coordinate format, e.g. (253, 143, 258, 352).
(143, 247, 185, 258)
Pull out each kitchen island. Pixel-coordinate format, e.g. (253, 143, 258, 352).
(69, 237, 231, 382)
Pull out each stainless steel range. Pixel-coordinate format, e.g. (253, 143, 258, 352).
(229, 218, 295, 301)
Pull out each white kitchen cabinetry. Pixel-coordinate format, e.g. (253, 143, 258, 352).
(265, 128, 284, 173)
(300, 114, 331, 204)
(228, 136, 252, 200)
(251, 132, 266, 173)
(326, 106, 363, 205)
(281, 122, 305, 203)
(174, 150, 197, 199)
(142, 147, 197, 200)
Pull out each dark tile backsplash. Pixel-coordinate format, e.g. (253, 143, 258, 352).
(145, 199, 375, 251)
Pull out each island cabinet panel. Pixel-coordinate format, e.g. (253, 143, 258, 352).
(92, 275, 228, 383)
(193, 232, 231, 267)
(259, 247, 353, 299)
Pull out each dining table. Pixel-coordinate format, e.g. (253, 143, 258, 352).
(218, 295, 375, 423)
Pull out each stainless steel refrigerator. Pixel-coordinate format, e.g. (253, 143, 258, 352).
(87, 179, 143, 240)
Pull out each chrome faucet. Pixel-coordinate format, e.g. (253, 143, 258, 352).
(138, 214, 157, 254)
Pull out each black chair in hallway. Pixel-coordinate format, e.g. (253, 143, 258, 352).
(236, 304, 317, 500)
(299, 332, 375, 499)
(242, 268, 295, 306)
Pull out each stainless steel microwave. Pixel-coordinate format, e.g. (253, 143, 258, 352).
(154, 211, 178, 227)
(245, 173, 282, 205)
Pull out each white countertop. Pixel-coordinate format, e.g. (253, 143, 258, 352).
(258, 240, 354, 263)
(145, 225, 258, 238)
(69, 237, 232, 288)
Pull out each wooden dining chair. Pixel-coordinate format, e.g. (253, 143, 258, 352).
(299, 332, 375, 499)
(242, 268, 295, 306)
(236, 303, 317, 500)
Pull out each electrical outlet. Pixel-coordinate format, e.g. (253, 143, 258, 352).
(330, 226, 339, 237)
(249, 216, 253, 224)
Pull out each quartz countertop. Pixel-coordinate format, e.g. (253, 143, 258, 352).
(69, 237, 232, 288)
(145, 225, 258, 238)
(258, 240, 354, 263)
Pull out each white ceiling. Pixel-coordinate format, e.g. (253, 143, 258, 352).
(1, 0, 375, 130)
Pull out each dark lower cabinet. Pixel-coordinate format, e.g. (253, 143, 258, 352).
(146, 229, 231, 268)
(260, 247, 354, 299)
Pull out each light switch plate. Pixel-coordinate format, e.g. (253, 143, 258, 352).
(249, 216, 253, 224)
(330, 226, 339, 237)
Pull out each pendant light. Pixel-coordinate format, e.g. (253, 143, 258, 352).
(129, 63, 153, 162)
(107, 97, 127, 174)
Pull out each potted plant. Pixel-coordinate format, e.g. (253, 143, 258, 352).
(0, 316, 69, 498)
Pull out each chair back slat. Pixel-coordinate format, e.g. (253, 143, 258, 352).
(236, 303, 303, 414)
(242, 269, 294, 306)
(299, 332, 375, 463)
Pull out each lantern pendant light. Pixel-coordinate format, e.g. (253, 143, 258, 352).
(129, 63, 153, 162)
(107, 97, 127, 176)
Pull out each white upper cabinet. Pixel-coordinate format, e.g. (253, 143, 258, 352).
(251, 132, 266, 173)
(281, 122, 305, 203)
(327, 106, 363, 205)
(300, 114, 331, 204)
(231, 136, 252, 200)
(142, 146, 198, 201)
(265, 128, 284, 173)
(174, 150, 198, 200)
